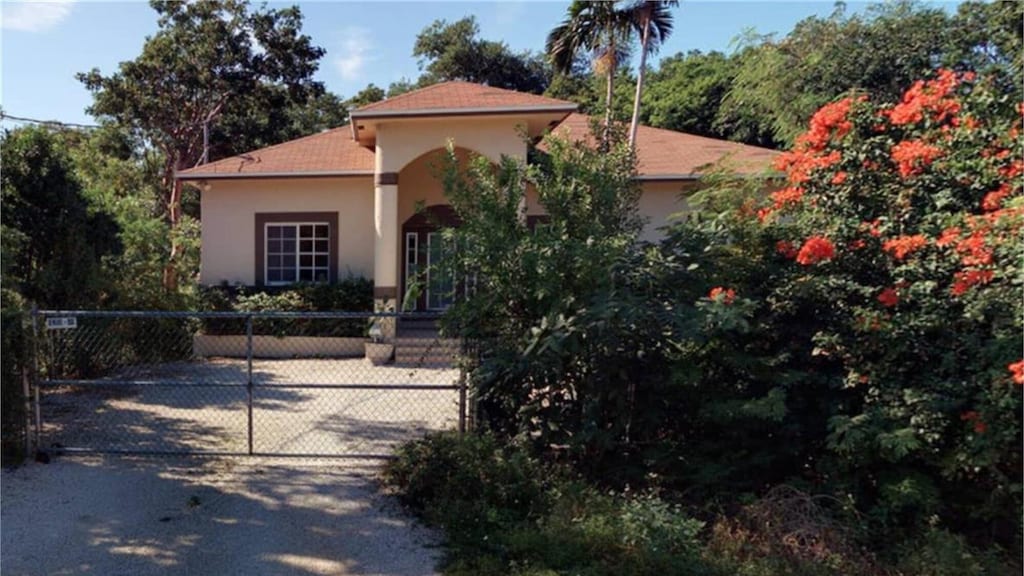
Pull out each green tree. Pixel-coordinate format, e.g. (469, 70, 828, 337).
(719, 2, 956, 145)
(641, 50, 738, 139)
(547, 1, 636, 136)
(387, 78, 417, 98)
(66, 124, 195, 308)
(946, 0, 1023, 92)
(212, 89, 347, 160)
(78, 0, 329, 290)
(413, 17, 550, 94)
(626, 0, 677, 147)
(346, 83, 386, 109)
(0, 126, 120, 308)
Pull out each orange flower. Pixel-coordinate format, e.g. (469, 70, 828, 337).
(776, 240, 798, 259)
(950, 269, 994, 295)
(999, 160, 1023, 180)
(882, 235, 928, 260)
(859, 219, 883, 238)
(891, 140, 943, 178)
(796, 98, 856, 152)
(709, 287, 736, 305)
(796, 237, 836, 265)
(935, 227, 961, 247)
(775, 150, 843, 185)
(888, 69, 963, 126)
(877, 287, 899, 307)
(770, 187, 805, 209)
(954, 232, 993, 267)
(982, 183, 1011, 212)
(1009, 360, 1024, 386)
(831, 171, 848, 185)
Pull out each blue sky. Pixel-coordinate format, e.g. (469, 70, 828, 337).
(1, 0, 959, 127)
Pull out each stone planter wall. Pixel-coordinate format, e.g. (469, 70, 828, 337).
(193, 334, 366, 359)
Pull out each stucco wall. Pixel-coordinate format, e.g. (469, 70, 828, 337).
(397, 148, 472, 228)
(375, 117, 527, 173)
(522, 180, 695, 243)
(637, 181, 696, 242)
(199, 177, 375, 285)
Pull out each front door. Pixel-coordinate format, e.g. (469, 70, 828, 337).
(401, 205, 461, 312)
(425, 232, 455, 310)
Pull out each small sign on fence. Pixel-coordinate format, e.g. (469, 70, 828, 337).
(45, 317, 77, 330)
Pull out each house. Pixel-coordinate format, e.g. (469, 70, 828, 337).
(177, 81, 775, 313)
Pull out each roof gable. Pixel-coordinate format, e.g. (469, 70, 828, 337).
(177, 125, 374, 179)
(350, 81, 577, 118)
(548, 113, 778, 178)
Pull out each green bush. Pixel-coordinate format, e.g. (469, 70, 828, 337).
(1, 294, 30, 464)
(663, 70, 1022, 551)
(384, 432, 709, 576)
(198, 277, 373, 337)
(894, 528, 1012, 576)
(383, 432, 553, 533)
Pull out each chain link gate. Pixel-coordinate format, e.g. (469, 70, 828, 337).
(31, 310, 467, 458)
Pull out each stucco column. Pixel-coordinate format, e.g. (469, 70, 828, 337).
(374, 173, 399, 338)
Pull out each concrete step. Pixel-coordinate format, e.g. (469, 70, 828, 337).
(394, 337, 458, 347)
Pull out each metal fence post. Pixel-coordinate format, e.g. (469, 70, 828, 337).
(30, 307, 41, 454)
(22, 372, 32, 458)
(246, 314, 254, 456)
(458, 366, 467, 434)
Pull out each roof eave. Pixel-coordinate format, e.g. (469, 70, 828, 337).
(634, 173, 701, 181)
(634, 170, 782, 182)
(350, 104, 578, 120)
(177, 170, 375, 181)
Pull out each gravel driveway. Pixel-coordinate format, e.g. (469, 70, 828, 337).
(39, 358, 461, 456)
(1, 456, 440, 575)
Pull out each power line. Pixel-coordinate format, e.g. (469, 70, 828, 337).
(0, 112, 101, 130)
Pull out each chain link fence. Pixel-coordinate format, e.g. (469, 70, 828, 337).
(31, 310, 466, 458)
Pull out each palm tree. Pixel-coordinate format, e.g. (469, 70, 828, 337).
(546, 1, 635, 139)
(627, 1, 678, 148)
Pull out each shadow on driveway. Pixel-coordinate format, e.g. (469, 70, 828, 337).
(1, 456, 440, 576)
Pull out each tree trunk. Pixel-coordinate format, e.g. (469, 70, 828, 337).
(629, 15, 652, 149)
(602, 37, 616, 148)
(161, 162, 183, 292)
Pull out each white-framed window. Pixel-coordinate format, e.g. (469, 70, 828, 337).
(405, 232, 419, 311)
(265, 223, 330, 285)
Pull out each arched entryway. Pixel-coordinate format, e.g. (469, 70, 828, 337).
(401, 204, 461, 311)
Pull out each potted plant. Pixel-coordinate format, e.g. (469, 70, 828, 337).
(364, 319, 394, 365)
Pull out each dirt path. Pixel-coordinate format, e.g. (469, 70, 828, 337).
(1, 456, 440, 575)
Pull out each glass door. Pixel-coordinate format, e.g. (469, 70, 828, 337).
(426, 232, 455, 310)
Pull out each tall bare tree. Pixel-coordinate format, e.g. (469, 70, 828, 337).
(627, 1, 678, 148)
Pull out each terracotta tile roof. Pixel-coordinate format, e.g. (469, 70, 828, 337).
(548, 113, 779, 178)
(177, 125, 373, 178)
(351, 81, 577, 116)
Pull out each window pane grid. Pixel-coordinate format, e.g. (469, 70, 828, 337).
(266, 222, 330, 285)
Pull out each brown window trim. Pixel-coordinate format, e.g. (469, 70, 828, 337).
(254, 212, 339, 286)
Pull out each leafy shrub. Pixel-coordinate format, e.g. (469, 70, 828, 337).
(198, 277, 373, 337)
(667, 70, 1021, 549)
(384, 432, 709, 576)
(383, 431, 553, 535)
(894, 527, 1013, 576)
(1, 291, 29, 463)
(436, 136, 696, 482)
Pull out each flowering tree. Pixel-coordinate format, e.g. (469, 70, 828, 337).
(673, 70, 1021, 545)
